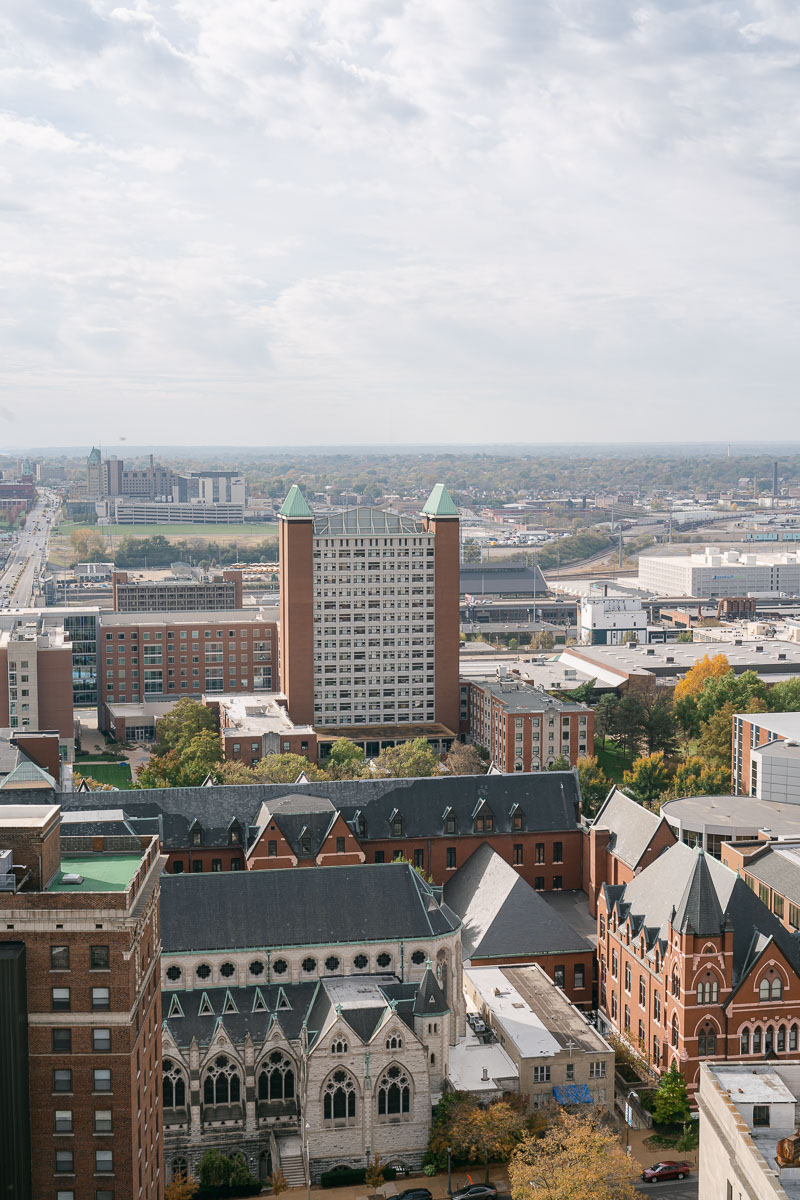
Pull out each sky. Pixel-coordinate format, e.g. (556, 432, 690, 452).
(2, 0, 800, 448)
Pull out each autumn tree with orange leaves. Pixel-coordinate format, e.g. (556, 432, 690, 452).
(509, 1110, 640, 1200)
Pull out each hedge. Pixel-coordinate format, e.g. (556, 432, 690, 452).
(320, 1167, 397, 1188)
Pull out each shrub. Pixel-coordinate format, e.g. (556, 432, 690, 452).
(423, 1165, 436, 1177)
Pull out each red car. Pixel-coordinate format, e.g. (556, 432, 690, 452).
(641, 1162, 692, 1183)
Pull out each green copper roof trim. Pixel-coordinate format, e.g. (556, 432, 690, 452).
(279, 485, 312, 519)
(422, 483, 459, 517)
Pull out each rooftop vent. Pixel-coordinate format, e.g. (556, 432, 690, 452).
(779, 653, 787, 661)
(60, 873, 84, 885)
(756, 645, 764, 653)
(646, 648, 655, 656)
(735, 638, 742, 646)
(481, 1067, 489, 1081)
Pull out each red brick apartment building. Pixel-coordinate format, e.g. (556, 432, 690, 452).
(598, 840, 800, 1095)
(0, 804, 166, 1200)
(97, 608, 278, 732)
(583, 787, 677, 916)
(467, 676, 593, 770)
(0, 614, 75, 755)
(112, 569, 244, 612)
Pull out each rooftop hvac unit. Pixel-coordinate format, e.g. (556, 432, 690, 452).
(60, 873, 84, 885)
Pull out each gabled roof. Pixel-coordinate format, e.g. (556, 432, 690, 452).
(163, 982, 317, 1047)
(673, 852, 724, 936)
(422, 483, 459, 518)
(160, 862, 460, 954)
(592, 787, 672, 869)
(312, 508, 424, 536)
(444, 842, 590, 961)
(413, 967, 448, 1015)
(48, 772, 582, 850)
(608, 842, 800, 988)
(279, 485, 312, 519)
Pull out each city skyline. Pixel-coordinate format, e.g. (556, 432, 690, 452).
(2, 1, 800, 444)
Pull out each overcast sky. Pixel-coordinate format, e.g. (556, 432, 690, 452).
(2, 0, 800, 448)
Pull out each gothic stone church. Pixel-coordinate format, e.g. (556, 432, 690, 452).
(158, 863, 463, 1183)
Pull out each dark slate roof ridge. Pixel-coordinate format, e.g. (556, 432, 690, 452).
(591, 786, 665, 868)
(673, 851, 724, 936)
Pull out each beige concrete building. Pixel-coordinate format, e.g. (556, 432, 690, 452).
(698, 1061, 800, 1200)
(461, 964, 613, 1112)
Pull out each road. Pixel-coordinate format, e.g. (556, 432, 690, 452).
(635, 1179, 697, 1200)
(0, 490, 59, 610)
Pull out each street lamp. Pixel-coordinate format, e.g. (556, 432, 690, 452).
(447, 1147, 452, 1195)
(304, 1121, 311, 1200)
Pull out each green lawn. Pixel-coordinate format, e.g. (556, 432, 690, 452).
(55, 520, 278, 539)
(74, 761, 133, 790)
(596, 741, 632, 784)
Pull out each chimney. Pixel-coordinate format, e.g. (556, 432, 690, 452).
(481, 1067, 489, 1081)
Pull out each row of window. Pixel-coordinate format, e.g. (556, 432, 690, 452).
(55, 1149, 113, 1175)
(50, 945, 109, 971)
(51, 1028, 112, 1052)
(51, 987, 110, 1012)
(105, 628, 269, 640)
(53, 1068, 112, 1092)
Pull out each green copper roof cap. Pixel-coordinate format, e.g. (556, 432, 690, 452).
(422, 483, 459, 518)
(279, 485, 313, 519)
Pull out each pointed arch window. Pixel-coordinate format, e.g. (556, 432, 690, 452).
(741, 1028, 750, 1055)
(671, 971, 680, 998)
(766, 1025, 775, 1053)
(671, 1013, 679, 1049)
(753, 1026, 762, 1054)
(377, 1064, 411, 1121)
(791, 1025, 798, 1052)
(258, 1050, 295, 1102)
(778, 1025, 786, 1052)
(163, 1059, 187, 1108)
(323, 1069, 357, 1125)
(760, 978, 770, 1001)
(202, 1055, 241, 1106)
(772, 978, 784, 1000)
(386, 1034, 403, 1051)
(331, 1038, 348, 1055)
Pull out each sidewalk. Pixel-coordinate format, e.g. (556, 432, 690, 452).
(621, 1123, 698, 1172)
(288, 1168, 511, 1200)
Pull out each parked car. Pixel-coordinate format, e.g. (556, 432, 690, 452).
(396, 1189, 433, 1200)
(452, 1186, 499, 1200)
(641, 1162, 692, 1183)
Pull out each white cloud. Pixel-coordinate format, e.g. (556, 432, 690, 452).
(1, 0, 800, 444)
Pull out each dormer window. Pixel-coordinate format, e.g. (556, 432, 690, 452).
(354, 812, 366, 838)
(191, 824, 203, 846)
(513, 814, 523, 830)
(299, 829, 313, 855)
(229, 823, 242, 846)
(390, 811, 404, 837)
(445, 815, 456, 834)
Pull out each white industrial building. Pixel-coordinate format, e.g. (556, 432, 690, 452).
(578, 595, 647, 645)
(638, 548, 800, 598)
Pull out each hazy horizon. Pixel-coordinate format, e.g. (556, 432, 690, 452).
(3, 1, 800, 444)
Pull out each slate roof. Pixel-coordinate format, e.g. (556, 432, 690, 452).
(42, 772, 581, 851)
(673, 852, 724, 936)
(160, 862, 460, 954)
(592, 787, 670, 868)
(163, 982, 318, 1048)
(606, 841, 800, 993)
(413, 967, 448, 1015)
(742, 846, 800, 907)
(444, 842, 590, 961)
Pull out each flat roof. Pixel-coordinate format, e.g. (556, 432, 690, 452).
(99, 607, 276, 626)
(447, 1025, 519, 1092)
(219, 694, 315, 737)
(661, 794, 800, 837)
(737, 712, 800, 738)
(709, 1064, 797, 1104)
(465, 964, 611, 1058)
(315, 722, 455, 742)
(48, 854, 142, 892)
(562, 640, 800, 678)
(470, 678, 588, 713)
(0, 804, 59, 828)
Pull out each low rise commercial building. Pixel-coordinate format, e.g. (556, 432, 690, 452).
(111, 498, 245, 523)
(578, 595, 648, 645)
(0, 804, 165, 1200)
(462, 964, 613, 1111)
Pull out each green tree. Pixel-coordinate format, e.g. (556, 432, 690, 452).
(622, 751, 672, 805)
(768, 677, 800, 712)
(674, 652, 730, 702)
(546, 755, 571, 772)
(610, 694, 646, 761)
(565, 678, 596, 705)
(593, 694, 619, 748)
(677, 630, 693, 643)
(374, 738, 441, 778)
(179, 728, 223, 781)
(135, 750, 197, 790)
(197, 1149, 231, 1189)
(576, 756, 611, 818)
(668, 756, 732, 798)
(639, 693, 679, 758)
(155, 698, 217, 755)
(674, 694, 701, 741)
(364, 1156, 386, 1192)
(509, 1110, 640, 1200)
(324, 738, 370, 780)
(216, 753, 327, 784)
(430, 1096, 524, 1183)
(696, 669, 768, 725)
(652, 1062, 691, 1127)
(697, 701, 738, 772)
(444, 743, 488, 775)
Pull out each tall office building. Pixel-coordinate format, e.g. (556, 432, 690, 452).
(279, 484, 461, 739)
(0, 804, 165, 1200)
